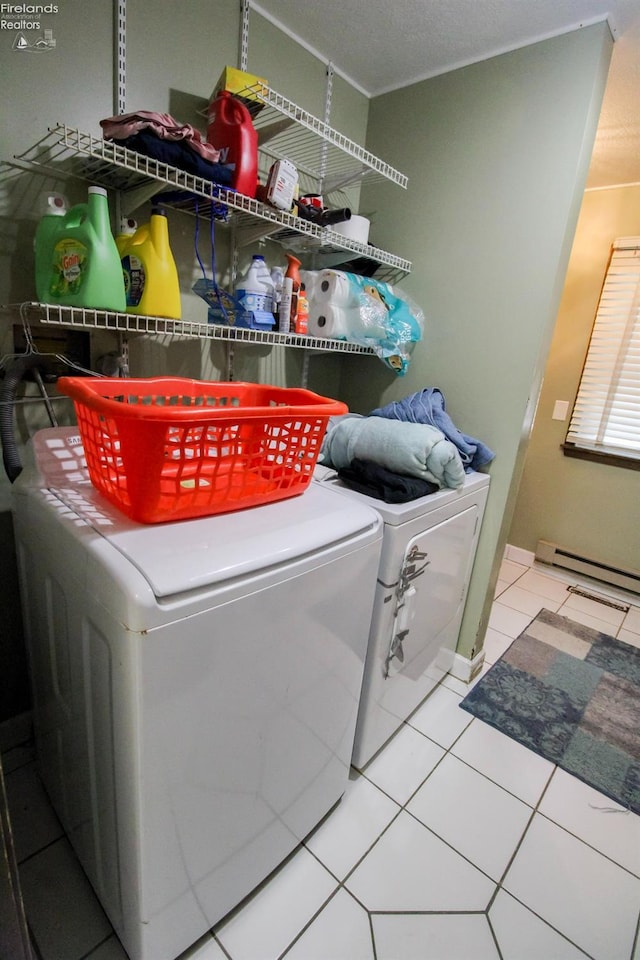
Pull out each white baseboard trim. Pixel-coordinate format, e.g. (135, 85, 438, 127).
(450, 650, 485, 684)
(504, 544, 535, 567)
(0, 711, 33, 754)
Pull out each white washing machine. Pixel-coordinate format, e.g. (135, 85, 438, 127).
(12, 427, 383, 960)
(314, 467, 489, 769)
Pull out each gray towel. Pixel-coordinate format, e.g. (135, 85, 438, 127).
(320, 416, 465, 489)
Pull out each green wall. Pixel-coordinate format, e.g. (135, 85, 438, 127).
(508, 184, 640, 572)
(341, 24, 612, 658)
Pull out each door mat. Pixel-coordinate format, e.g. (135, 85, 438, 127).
(460, 608, 640, 813)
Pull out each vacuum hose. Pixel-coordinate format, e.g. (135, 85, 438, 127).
(0, 354, 56, 482)
(297, 204, 352, 227)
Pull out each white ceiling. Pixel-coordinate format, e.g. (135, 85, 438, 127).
(253, 0, 640, 188)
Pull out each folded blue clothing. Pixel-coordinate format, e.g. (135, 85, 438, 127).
(119, 131, 234, 186)
(337, 458, 439, 503)
(153, 189, 229, 220)
(370, 387, 494, 471)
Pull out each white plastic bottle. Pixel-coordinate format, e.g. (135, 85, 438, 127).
(236, 254, 275, 322)
(270, 265, 284, 325)
(253, 255, 275, 312)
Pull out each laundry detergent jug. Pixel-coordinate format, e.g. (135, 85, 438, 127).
(119, 207, 181, 319)
(34, 192, 68, 302)
(235, 254, 275, 329)
(115, 217, 138, 256)
(45, 186, 126, 312)
(206, 90, 258, 198)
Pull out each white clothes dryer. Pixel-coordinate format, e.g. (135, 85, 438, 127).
(12, 428, 383, 960)
(314, 466, 489, 769)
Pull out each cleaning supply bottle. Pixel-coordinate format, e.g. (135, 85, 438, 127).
(235, 255, 275, 328)
(295, 283, 309, 334)
(34, 192, 69, 302)
(270, 265, 284, 326)
(115, 217, 138, 256)
(253, 254, 275, 312)
(119, 207, 181, 319)
(206, 90, 258, 198)
(279, 254, 301, 333)
(47, 186, 126, 312)
(236, 255, 274, 311)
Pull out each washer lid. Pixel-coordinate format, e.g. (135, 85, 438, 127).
(314, 468, 490, 525)
(52, 480, 379, 597)
(24, 428, 380, 597)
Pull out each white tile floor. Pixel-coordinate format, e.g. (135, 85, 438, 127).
(4, 556, 640, 960)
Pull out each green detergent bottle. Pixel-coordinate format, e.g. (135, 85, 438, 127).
(34, 193, 68, 302)
(45, 186, 126, 312)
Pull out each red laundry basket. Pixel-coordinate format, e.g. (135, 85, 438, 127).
(57, 377, 346, 524)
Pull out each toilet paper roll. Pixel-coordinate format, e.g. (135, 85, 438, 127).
(308, 304, 354, 338)
(331, 214, 370, 245)
(308, 303, 387, 340)
(300, 269, 319, 302)
(314, 270, 361, 308)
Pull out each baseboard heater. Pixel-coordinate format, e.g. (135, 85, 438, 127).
(535, 540, 640, 596)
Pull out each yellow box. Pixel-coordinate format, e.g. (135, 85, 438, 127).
(210, 66, 268, 112)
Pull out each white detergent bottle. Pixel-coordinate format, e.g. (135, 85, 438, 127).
(236, 255, 275, 321)
(253, 254, 275, 313)
(115, 217, 138, 257)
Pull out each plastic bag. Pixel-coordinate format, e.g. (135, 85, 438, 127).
(344, 273, 424, 376)
(302, 268, 423, 374)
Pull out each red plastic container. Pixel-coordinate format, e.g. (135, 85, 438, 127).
(207, 90, 258, 199)
(57, 377, 347, 524)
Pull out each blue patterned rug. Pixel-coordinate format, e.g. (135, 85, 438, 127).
(460, 608, 640, 814)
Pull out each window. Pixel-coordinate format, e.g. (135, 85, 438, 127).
(564, 237, 640, 468)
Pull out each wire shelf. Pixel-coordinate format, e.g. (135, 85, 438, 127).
(13, 303, 378, 355)
(241, 83, 408, 194)
(12, 124, 411, 284)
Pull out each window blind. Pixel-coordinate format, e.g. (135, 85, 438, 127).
(565, 237, 640, 461)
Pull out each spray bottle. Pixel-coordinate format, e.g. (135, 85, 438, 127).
(278, 254, 301, 333)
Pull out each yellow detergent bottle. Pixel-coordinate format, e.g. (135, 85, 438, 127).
(120, 207, 181, 319)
